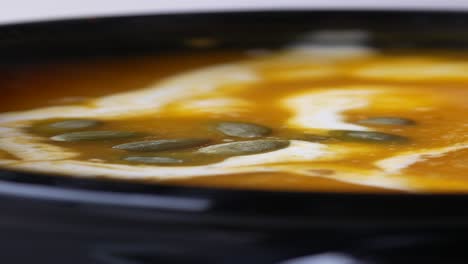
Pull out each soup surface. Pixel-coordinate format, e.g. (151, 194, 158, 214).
(0, 47, 467, 193)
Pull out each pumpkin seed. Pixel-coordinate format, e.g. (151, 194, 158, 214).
(51, 131, 137, 142)
(48, 119, 101, 129)
(329, 130, 408, 143)
(113, 138, 210, 152)
(357, 117, 416, 126)
(123, 156, 183, 164)
(216, 122, 272, 138)
(198, 139, 289, 155)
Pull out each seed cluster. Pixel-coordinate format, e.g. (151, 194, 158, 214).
(38, 117, 414, 166)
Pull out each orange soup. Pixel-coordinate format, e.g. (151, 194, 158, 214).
(0, 47, 467, 193)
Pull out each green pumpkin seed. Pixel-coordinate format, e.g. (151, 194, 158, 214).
(329, 130, 408, 143)
(113, 138, 210, 152)
(216, 122, 272, 138)
(123, 156, 183, 164)
(198, 139, 289, 156)
(48, 119, 101, 129)
(51, 131, 137, 142)
(357, 117, 416, 126)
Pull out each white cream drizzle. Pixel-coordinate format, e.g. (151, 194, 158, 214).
(4, 140, 338, 180)
(0, 64, 258, 123)
(282, 88, 381, 131)
(376, 143, 468, 174)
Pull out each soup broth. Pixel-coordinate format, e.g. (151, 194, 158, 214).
(0, 48, 467, 193)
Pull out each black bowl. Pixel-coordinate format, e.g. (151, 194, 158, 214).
(1, 10, 468, 264)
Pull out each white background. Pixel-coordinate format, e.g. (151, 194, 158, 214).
(2, 0, 468, 25)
